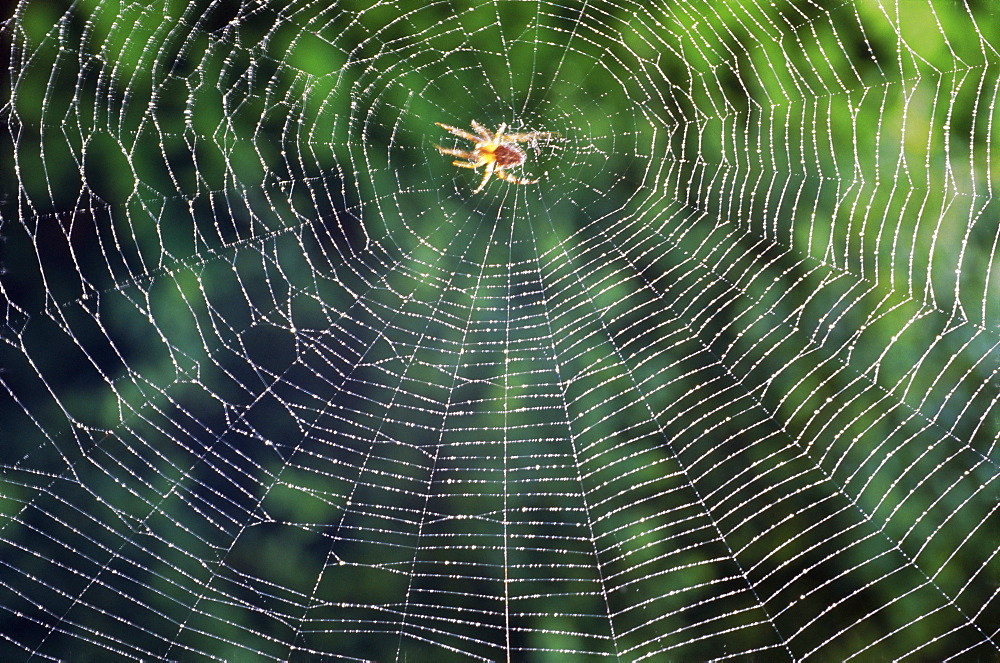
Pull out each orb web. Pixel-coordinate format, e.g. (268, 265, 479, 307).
(1, 0, 998, 660)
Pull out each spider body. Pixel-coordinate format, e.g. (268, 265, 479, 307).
(482, 142, 527, 169)
(435, 120, 551, 193)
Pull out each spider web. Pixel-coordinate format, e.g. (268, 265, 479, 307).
(1, 0, 999, 660)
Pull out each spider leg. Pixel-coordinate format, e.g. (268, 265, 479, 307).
(470, 120, 494, 142)
(436, 146, 475, 159)
(435, 122, 481, 143)
(473, 161, 496, 193)
(452, 159, 483, 169)
(495, 168, 539, 186)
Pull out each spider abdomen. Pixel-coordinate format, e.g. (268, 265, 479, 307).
(488, 143, 526, 168)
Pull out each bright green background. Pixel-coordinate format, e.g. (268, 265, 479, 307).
(1, 0, 998, 660)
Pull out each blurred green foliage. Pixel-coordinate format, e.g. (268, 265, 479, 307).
(1, 0, 998, 660)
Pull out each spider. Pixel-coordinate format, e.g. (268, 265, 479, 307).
(435, 120, 552, 193)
